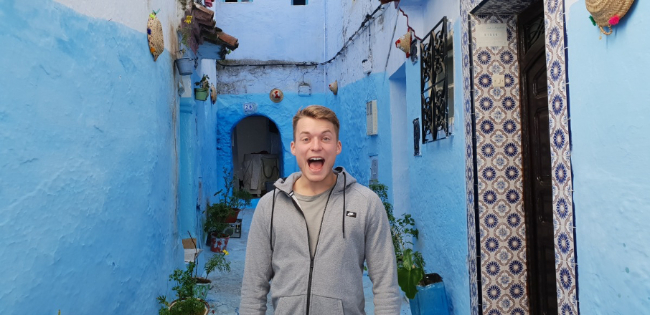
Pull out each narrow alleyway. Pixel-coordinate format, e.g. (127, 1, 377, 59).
(202, 208, 412, 314)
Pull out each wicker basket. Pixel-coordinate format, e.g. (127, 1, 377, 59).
(586, 0, 634, 35)
(147, 14, 164, 61)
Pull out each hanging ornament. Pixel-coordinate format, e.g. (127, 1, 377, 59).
(329, 81, 338, 95)
(147, 10, 164, 61)
(395, 32, 412, 58)
(586, 0, 634, 36)
(270, 88, 284, 103)
(210, 84, 217, 104)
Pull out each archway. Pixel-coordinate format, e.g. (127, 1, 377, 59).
(231, 115, 283, 197)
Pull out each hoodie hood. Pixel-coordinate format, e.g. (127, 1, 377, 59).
(270, 167, 357, 242)
(273, 166, 357, 195)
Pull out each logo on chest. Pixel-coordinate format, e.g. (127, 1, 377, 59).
(345, 211, 357, 218)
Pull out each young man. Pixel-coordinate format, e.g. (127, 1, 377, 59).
(240, 105, 401, 315)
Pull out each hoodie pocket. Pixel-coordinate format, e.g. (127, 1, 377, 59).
(274, 295, 306, 315)
(310, 294, 344, 315)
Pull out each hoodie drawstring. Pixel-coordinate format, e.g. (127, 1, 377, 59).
(342, 172, 347, 239)
(270, 188, 276, 251)
(269, 171, 348, 248)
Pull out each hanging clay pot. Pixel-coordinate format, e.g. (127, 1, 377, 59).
(195, 88, 209, 101)
(329, 81, 338, 95)
(175, 58, 195, 75)
(270, 88, 284, 103)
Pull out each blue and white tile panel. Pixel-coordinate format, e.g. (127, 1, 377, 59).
(460, 0, 480, 314)
(471, 15, 530, 315)
(459, 0, 578, 314)
(543, 0, 578, 313)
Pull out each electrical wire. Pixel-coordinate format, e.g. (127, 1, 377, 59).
(399, 8, 423, 41)
(216, 3, 387, 68)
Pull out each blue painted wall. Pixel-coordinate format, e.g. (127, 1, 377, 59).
(215, 93, 326, 193)
(211, 1, 471, 313)
(404, 19, 470, 314)
(329, 38, 470, 314)
(331, 73, 393, 188)
(0, 1, 182, 313)
(567, 1, 650, 313)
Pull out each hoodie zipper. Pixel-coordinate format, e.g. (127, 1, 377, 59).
(289, 196, 314, 315)
(289, 187, 334, 315)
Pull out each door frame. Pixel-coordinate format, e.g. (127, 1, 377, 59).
(461, 0, 579, 314)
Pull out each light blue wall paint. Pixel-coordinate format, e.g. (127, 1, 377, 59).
(215, 93, 326, 193)
(567, 1, 650, 313)
(0, 1, 182, 314)
(214, 0, 325, 62)
(405, 19, 470, 315)
(195, 84, 220, 238)
(179, 97, 200, 238)
(333, 73, 393, 191)
(389, 64, 411, 219)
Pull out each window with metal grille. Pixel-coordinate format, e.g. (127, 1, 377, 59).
(420, 16, 454, 143)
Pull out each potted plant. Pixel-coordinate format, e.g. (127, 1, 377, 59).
(175, 15, 197, 75)
(194, 75, 210, 101)
(157, 262, 210, 315)
(175, 47, 195, 75)
(204, 169, 252, 251)
(408, 273, 450, 315)
(192, 249, 231, 300)
(370, 181, 449, 314)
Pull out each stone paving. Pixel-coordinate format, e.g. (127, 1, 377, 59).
(201, 208, 412, 314)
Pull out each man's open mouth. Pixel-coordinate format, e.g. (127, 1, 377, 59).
(307, 157, 324, 172)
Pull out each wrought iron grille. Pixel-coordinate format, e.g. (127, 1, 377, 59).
(413, 118, 420, 156)
(420, 16, 449, 143)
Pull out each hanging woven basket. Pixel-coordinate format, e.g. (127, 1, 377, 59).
(147, 12, 165, 61)
(586, 0, 634, 35)
(395, 32, 412, 57)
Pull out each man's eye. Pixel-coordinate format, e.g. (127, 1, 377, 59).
(323, 137, 331, 142)
(301, 138, 309, 142)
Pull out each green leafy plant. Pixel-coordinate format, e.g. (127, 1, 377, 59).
(369, 181, 425, 299)
(205, 250, 231, 277)
(195, 75, 210, 90)
(204, 169, 252, 236)
(178, 14, 194, 51)
(158, 262, 208, 315)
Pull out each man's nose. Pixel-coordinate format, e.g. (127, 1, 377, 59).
(310, 139, 322, 150)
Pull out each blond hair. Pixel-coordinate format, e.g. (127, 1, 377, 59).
(292, 105, 340, 140)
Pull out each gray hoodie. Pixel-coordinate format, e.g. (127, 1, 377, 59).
(240, 167, 401, 315)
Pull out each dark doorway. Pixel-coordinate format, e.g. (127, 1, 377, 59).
(518, 1, 558, 314)
(231, 116, 282, 197)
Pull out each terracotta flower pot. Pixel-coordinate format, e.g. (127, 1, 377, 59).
(223, 208, 241, 223)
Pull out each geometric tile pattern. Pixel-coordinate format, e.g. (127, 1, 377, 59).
(460, 1, 481, 314)
(542, 0, 578, 313)
(471, 15, 530, 314)
(460, 0, 578, 314)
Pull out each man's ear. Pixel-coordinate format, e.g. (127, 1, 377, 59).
(336, 140, 342, 155)
(290, 141, 296, 156)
